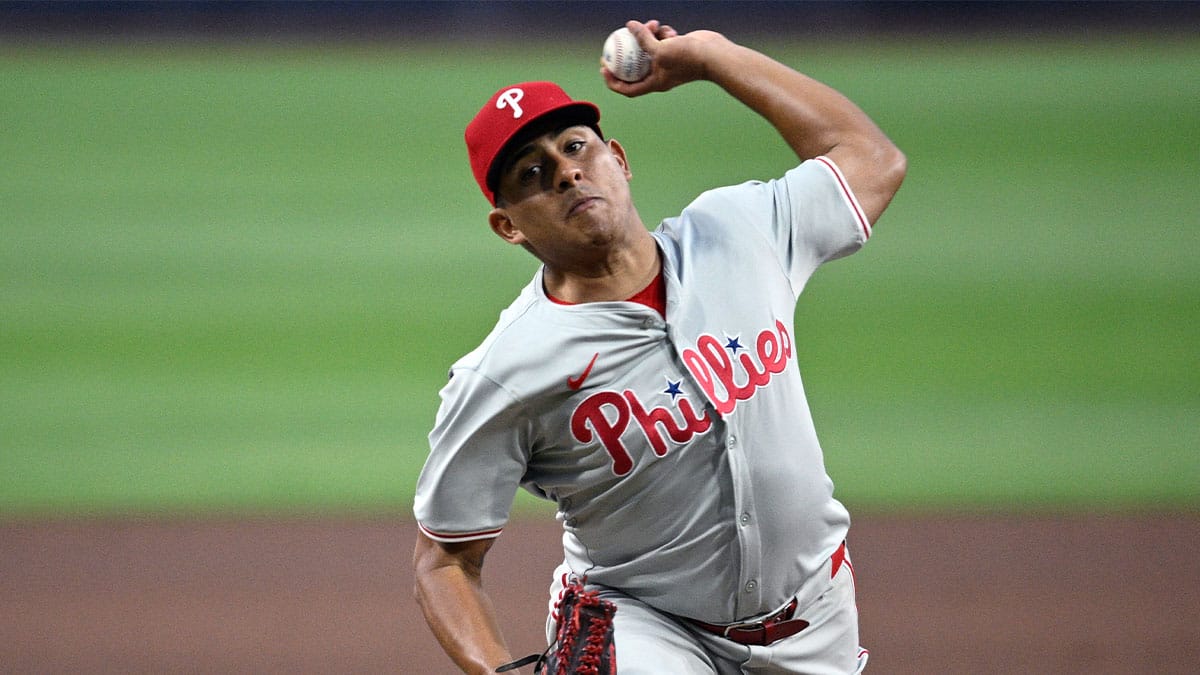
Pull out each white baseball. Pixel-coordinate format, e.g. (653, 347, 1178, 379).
(601, 27, 651, 83)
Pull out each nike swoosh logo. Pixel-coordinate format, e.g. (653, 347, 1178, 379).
(567, 352, 600, 390)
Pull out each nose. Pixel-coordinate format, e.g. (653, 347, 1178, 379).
(556, 161, 583, 191)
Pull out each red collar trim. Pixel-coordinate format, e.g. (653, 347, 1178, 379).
(547, 272, 666, 318)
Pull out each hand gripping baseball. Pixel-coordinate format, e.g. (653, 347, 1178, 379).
(602, 20, 729, 98)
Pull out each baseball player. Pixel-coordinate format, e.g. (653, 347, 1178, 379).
(413, 19, 906, 674)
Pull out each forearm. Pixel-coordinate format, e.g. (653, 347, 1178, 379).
(701, 36, 905, 222)
(699, 38, 884, 162)
(414, 537, 514, 673)
(610, 20, 906, 223)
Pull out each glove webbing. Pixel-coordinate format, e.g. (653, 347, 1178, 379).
(496, 580, 616, 674)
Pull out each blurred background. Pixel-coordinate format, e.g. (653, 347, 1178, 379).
(1, 2, 1197, 671)
(2, 0, 1195, 518)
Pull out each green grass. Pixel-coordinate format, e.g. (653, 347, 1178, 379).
(1, 37, 1197, 516)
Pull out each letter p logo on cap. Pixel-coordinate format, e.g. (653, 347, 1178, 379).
(465, 81, 601, 205)
(496, 88, 525, 118)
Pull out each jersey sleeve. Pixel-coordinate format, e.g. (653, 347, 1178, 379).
(413, 367, 531, 543)
(690, 156, 872, 295)
(770, 156, 872, 290)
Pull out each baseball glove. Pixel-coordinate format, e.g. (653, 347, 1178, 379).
(497, 578, 617, 674)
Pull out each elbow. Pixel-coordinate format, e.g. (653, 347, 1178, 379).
(836, 136, 907, 224)
(879, 142, 907, 196)
(867, 143, 908, 225)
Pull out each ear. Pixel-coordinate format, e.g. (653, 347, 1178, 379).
(608, 138, 633, 180)
(488, 209, 526, 246)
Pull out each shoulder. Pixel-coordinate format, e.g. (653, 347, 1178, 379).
(445, 277, 606, 401)
(660, 159, 867, 234)
(450, 280, 545, 375)
(658, 159, 825, 227)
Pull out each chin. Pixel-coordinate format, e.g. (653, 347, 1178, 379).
(578, 220, 621, 247)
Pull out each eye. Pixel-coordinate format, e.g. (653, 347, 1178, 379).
(519, 164, 542, 184)
(564, 139, 586, 153)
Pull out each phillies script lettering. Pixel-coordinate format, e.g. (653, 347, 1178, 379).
(570, 320, 793, 476)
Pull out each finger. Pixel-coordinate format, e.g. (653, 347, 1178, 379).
(600, 66, 635, 96)
(600, 65, 656, 98)
(625, 19, 661, 53)
(658, 24, 678, 39)
(600, 66, 619, 88)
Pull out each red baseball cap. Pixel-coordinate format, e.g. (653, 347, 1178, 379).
(465, 81, 601, 206)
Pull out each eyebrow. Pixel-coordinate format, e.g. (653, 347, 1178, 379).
(503, 124, 589, 175)
(506, 143, 540, 169)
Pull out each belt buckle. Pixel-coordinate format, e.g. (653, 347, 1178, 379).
(722, 618, 766, 640)
(721, 597, 795, 642)
(723, 619, 769, 646)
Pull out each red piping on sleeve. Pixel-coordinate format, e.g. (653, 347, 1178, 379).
(814, 156, 871, 240)
(418, 521, 504, 543)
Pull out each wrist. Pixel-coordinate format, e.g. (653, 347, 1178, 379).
(685, 30, 735, 83)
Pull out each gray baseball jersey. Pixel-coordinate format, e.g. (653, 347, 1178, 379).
(414, 156, 871, 624)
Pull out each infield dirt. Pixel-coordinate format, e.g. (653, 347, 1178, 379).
(2, 513, 1197, 673)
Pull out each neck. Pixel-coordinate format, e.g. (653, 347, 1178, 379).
(543, 230, 659, 304)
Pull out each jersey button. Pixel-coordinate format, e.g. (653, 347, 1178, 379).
(744, 580, 758, 592)
(727, 436, 737, 449)
(739, 513, 751, 525)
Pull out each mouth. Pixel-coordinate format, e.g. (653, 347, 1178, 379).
(566, 196, 601, 218)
